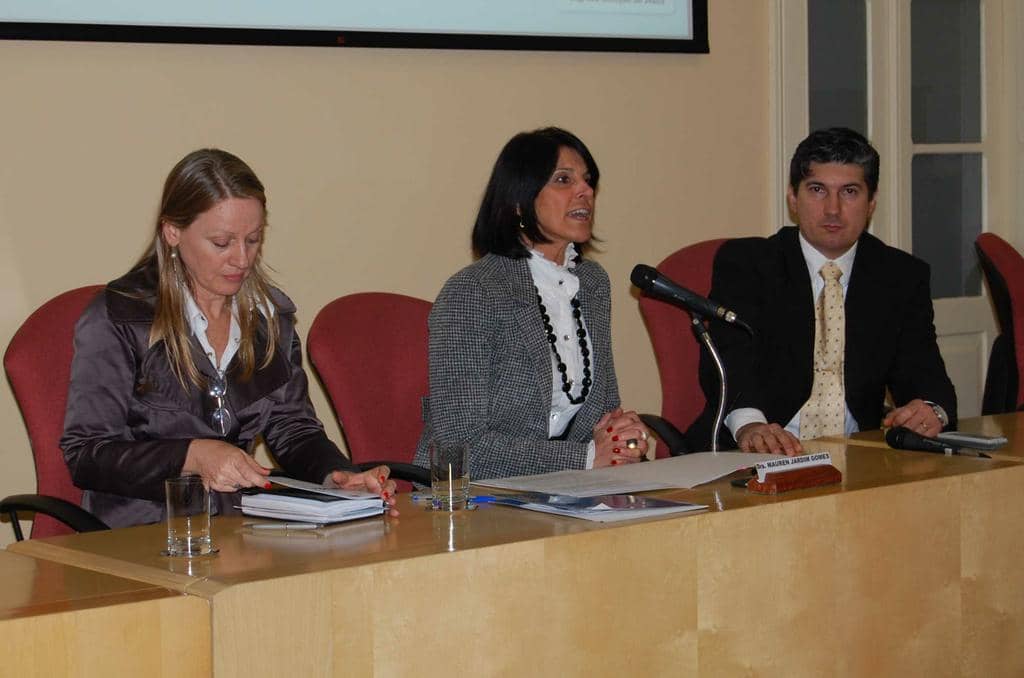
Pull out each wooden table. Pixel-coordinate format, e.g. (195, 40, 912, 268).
(830, 412, 1024, 463)
(10, 434, 1024, 677)
(0, 549, 209, 675)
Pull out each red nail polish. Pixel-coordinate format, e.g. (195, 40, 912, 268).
(613, 447, 621, 454)
(264, 482, 272, 489)
(383, 491, 390, 500)
(611, 459, 620, 465)
(612, 435, 619, 442)
(606, 426, 613, 433)
(379, 475, 386, 483)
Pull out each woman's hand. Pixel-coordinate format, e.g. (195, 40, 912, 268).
(592, 408, 652, 468)
(325, 465, 399, 517)
(182, 439, 272, 492)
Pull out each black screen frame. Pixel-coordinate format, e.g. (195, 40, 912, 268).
(0, 0, 708, 54)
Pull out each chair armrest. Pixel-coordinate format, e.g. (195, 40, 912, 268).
(0, 494, 109, 541)
(639, 414, 693, 456)
(354, 461, 431, 486)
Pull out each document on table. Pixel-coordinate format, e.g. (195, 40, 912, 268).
(239, 474, 383, 524)
(488, 492, 706, 522)
(266, 473, 379, 500)
(476, 451, 779, 497)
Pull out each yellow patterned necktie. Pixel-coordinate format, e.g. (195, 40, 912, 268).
(799, 261, 845, 439)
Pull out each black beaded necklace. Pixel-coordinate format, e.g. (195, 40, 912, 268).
(535, 287, 592, 405)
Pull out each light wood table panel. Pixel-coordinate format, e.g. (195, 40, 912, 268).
(0, 550, 210, 676)
(10, 436, 1023, 677)
(829, 412, 1024, 463)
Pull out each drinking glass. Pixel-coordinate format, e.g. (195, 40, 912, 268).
(429, 441, 469, 511)
(164, 474, 215, 556)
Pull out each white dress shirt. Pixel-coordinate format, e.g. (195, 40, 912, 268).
(725, 233, 861, 440)
(184, 293, 241, 375)
(527, 244, 598, 467)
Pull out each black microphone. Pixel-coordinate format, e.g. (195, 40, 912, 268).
(630, 264, 752, 333)
(885, 426, 960, 454)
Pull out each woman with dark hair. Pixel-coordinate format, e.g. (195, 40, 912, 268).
(413, 127, 650, 480)
(61, 149, 396, 528)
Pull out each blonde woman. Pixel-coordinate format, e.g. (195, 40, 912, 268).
(61, 149, 396, 527)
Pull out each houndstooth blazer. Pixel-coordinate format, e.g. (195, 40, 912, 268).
(413, 253, 621, 480)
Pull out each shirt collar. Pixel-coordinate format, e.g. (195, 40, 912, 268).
(182, 291, 274, 329)
(182, 292, 240, 333)
(183, 291, 209, 332)
(527, 244, 578, 290)
(798, 231, 857, 287)
(527, 243, 578, 269)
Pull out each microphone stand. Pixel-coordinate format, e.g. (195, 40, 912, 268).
(690, 314, 726, 453)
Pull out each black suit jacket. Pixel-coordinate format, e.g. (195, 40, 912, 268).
(689, 226, 957, 450)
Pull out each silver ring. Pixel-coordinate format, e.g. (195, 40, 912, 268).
(641, 431, 649, 441)
(626, 438, 639, 449)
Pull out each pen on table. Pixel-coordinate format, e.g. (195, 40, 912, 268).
(411, 492, 498, 504)
(245, 522, 323, 531)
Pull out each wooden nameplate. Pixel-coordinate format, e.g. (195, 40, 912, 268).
(746, 464, 842, 494)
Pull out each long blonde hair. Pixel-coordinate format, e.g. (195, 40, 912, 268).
(139, 149, 280, 389)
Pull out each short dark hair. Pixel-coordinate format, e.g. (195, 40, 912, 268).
(789, 127, 880, 198)
(472, 127, 599, 259)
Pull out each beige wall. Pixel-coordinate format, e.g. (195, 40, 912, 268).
(0, 2, 773, 545)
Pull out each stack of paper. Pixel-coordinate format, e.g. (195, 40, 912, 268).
(240, 476, 383, 524)
(489, 492, 706, 522)
(478, 451, 780, 496)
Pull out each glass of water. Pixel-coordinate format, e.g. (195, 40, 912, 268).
(164, 474, 216, 556)
(429, 441, 469, 511)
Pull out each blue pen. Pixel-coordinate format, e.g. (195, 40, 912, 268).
(411, 492, 498, 504)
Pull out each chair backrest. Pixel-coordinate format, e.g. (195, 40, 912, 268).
(4, 285, 103, 538)
(975, 233, 1024, 412)
(307, 292, 431, 486)
(638, 239, 727, 457)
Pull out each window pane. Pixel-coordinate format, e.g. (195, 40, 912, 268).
(808, 0, 867, 134)
(911, 154, 982, 298)
(911, 0, 981, 142)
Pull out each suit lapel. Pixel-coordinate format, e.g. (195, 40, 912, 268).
(222, 319, 290, 414)
(504, 257, 555, 409)
(574, 260, 609, 427)
(777, 229, 816, 373)
(844, 234, 885, 381)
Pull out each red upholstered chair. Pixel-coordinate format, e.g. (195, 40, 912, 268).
(1, 286, 110, 540)
(975, 233, 1024, 413)
(638, 239, 728, 457)
(307, 292, 431, 490)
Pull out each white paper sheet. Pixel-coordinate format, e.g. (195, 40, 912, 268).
(489, 492, 708, 522)
(268, 475, 378, 500)
(476, 451, 779, 497)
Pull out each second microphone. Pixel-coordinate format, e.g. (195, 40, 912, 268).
(630, 264, 752, 334)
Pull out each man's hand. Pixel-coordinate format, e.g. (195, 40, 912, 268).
(882, 399, 942, 438)
(735, 422, 803, 456)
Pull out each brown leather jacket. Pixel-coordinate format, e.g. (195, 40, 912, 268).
(60, 261, 353, 528)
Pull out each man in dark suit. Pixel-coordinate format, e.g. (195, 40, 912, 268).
(691, 127, 957, 454)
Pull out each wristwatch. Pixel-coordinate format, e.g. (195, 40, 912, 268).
(924, 400, 949, 428)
